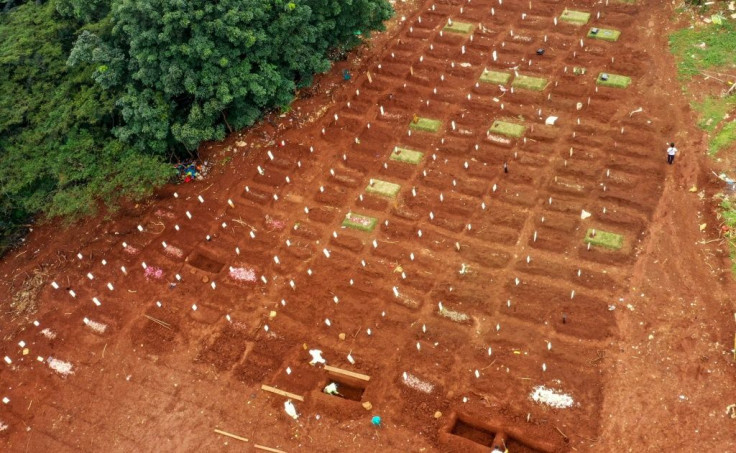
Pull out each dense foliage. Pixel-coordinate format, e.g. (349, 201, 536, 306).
(0, 0, 393, 253)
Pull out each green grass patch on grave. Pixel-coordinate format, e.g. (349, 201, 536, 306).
(512, 74, 548, 91)
(588, 27, 621, 42)
(443, 21, 474, 34)
(573, 67, 587, 75)
(409, 117, 442, 133)
(365, 179, 401, 198)
(479, 69, 511, 85)
(584, 228, 623, 250)
(342, 212, 378, 232)
(559, 9, 591, 25)
(390, 147, 424, 165)
(488, 120, 526, 138)
(596, 72, 631, 88)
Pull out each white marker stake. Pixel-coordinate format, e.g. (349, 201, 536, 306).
(92, 297, 101, 306)
(69, 290, 76, 298)
(107, 283, 114, 291)
(51, 282, 59, 289)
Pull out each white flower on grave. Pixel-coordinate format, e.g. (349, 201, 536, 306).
(309, 349, 326, 366)
(323, 383, 339, 395)
(284, 400, 299, 420)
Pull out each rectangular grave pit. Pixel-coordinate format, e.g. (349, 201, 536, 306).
(186, 252, 225, 274)
(322, 373, 367, 402)
(441, 413, 553, 453)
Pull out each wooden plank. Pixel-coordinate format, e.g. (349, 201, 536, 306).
(213, 428, 249, 443)
(260, 384, 304, 402)
(324, 365, 371, 382)
(255, 444, 287, 453)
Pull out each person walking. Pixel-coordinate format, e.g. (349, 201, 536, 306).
(666, 142, 677, 165)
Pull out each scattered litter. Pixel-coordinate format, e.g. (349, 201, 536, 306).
(323, 383, 339, 395)
(581, 209, 592, 220)
(309, 349, 326, 365)
(545, 116, 558, 125)
(284, 400, 299, 420)
(40, 328, 56, 339)
(47, 357, 74, 376)
(530, 385, 574, 409)
(0, 421, 8, 431)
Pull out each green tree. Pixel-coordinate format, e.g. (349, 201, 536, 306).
(73, 0, 393, 153)
(0, 0, 172, 252)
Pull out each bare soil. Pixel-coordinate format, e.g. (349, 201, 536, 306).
(1, 1, 734, 452)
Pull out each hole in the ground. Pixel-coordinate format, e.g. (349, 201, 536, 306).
(451, 418, 496, 447)
(187, 252, 225, 273)
(321, 374, 367, 402)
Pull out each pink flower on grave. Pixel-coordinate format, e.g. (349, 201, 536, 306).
(144, 266, 164, 280)
(348, 214, 372, 226)
(265, 215, 286, 231)
(164, 245, 184, 258)
(229, 266, 257, 282)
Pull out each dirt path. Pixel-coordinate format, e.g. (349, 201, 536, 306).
(598, 4, 736, 450)
(0, 1, 734, 452)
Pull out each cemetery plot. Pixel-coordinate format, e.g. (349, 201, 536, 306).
(1, 1, 697, 453)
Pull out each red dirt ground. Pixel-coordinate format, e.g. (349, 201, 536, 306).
(1, 1, 735, 452)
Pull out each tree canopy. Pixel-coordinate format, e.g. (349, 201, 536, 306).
(0, 0, 393, 254)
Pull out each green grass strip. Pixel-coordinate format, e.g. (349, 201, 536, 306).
(694, 95, 736, 133)
(584, 228, 624, 250)
(409, 117, 442, 133)
(559, 10, 591, 25)
(587, 27, 621, 42)
(488, 120, 525, 138)
(342, 212, 378, 232)
(709, 120, 736, 156)
(669, 20, 736, 78)
(511, 74, 549, 91)
(365, 179, 401, 198)
(443, 21, 474, 34)
(596, 73, 631, 88)
(479, 69, 511, 85)
(390, 147, 424, 165)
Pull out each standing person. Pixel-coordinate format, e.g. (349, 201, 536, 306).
(666, 142, 677, 165)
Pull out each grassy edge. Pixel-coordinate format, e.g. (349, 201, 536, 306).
(669, 4, 736, 276)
